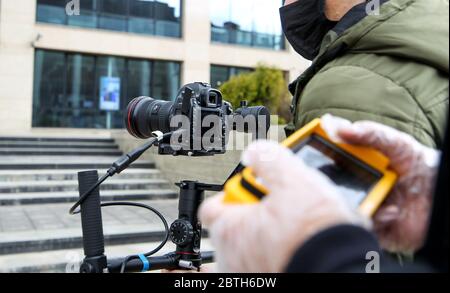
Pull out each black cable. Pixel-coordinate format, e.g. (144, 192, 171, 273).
(70, 171, 113, 215)
(70, 131, 174, 272)
(69, 133, 171, 215)
(120, 255, 137, 274)
(99, 202, 170, 274)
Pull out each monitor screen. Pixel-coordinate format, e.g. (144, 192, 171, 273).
(294, 135, 382, 208)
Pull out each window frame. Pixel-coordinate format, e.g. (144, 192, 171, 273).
(32, 48, 182, 129)
(210, 64, 254, 88)
(35, 0, 183, 39)
(209, 0, 286, 51)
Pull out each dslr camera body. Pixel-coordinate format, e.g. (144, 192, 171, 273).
(126, 82, 269, 157)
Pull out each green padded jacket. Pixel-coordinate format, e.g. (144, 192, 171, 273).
(288, 0, 449, 148)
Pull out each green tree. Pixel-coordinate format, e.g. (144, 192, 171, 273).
(219, 64, 291, 124)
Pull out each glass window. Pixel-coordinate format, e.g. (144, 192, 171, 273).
(128, 59, 152, 99)
(153, 61, 181, 101)
(36, 0, 67, 25)
(154, 0, 182, 38)
(95, 56, 127, 128)
(210, 66, 230, 88)
(97, 0, 128, 32)
(68, 0, 97, 28)
(210, 0, 285, 50)
(32, 50, 66, 127)
(210, 65, 253, 88)
(129, 0, 155, 35)
(65, 54, 96, 128)
(32, 50, 181, 129)
(36, 0, 182, 38)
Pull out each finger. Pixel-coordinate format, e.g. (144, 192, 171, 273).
(338, 121, 395, 149)
(241, 141, 305, 189)
(374, 205, 400, 226)
(320, 114, 352, 143)
(199, 193, 227, 227)
(337, 121, 416, 162)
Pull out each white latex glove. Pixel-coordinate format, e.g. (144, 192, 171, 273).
(325, 115, 441, 253)
(199, 141, 364, 273)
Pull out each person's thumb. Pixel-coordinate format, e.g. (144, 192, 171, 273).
(337, 121, 411, 160)
(199, 193, 227, 227)
(374, 205, 401, 226)
(241, 140, 301, 190)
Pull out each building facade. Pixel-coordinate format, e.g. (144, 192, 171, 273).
(0, 0, 309, 134)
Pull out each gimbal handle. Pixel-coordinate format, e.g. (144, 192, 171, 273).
(78, 170, 107, 273)
(77, 171, 216, 273)
(107, 251, 215, 273)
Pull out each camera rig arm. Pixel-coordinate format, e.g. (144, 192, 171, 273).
(106, 182, 221, 273)
(75, 135, 219, 273)
(77, 171, 217, 273)
(107, 252, 215, 273)
(74, 108, 270, 272)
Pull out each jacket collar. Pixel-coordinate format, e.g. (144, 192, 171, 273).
(317, 0, 391, 59)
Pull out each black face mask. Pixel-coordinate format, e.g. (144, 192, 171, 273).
(280, 0, 337, 60)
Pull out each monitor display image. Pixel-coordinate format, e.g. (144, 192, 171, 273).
(294, 135, 382, 208)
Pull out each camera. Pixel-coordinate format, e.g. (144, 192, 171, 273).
(125, 82, 270, 157)
(77, 82, 271, 273)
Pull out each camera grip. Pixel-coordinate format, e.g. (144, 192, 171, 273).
(78, 170, 105, 258)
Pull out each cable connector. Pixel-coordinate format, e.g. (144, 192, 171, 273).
(152, 131, 165, 142)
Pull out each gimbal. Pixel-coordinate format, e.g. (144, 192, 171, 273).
(74, 133, 245, 273)
(78, 171, 224, 273)
(72, 92, 270, 273)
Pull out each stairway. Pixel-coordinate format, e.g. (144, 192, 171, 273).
(0, 136, 179, 273)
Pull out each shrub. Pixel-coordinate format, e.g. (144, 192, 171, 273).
(219, 64, 291, 124)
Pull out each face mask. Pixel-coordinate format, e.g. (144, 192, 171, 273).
(280, 0, 337, 60)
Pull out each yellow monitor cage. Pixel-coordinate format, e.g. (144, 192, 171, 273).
(224, 118, 398, 218)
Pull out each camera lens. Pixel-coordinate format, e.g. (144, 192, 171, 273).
(234, 106, 271, 135)
(125, 96, 174, 139)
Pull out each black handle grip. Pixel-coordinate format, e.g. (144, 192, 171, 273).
(78, 170, 105, 258)
(107, 251, 215, 273)
(108, 255, 177, 273)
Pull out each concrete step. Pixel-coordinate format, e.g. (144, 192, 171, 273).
(0, 147, 123, 156)
(0, 200, 179, 255)
(0, 226, 169, 256)
(0, 137, 114, 143)
(0, 156, 155, 170)
(0, 189, 178, 205)
(0, 169, 162, 182)
(0, 179, 171, 193)
(0, 240, 215, 273)
(0, 141, 119, 149)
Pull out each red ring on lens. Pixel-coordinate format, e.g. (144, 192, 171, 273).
(126, 97, 143, 138)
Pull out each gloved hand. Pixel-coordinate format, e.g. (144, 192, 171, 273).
(331, 116, 441, 253)
(199, 141, 364, 273)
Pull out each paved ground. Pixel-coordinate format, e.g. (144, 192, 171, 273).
(0, 136, 191, 273)
(0, 200, 218, 273)
(0, 200, 178, 233)
(0, 240, 216, 273)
